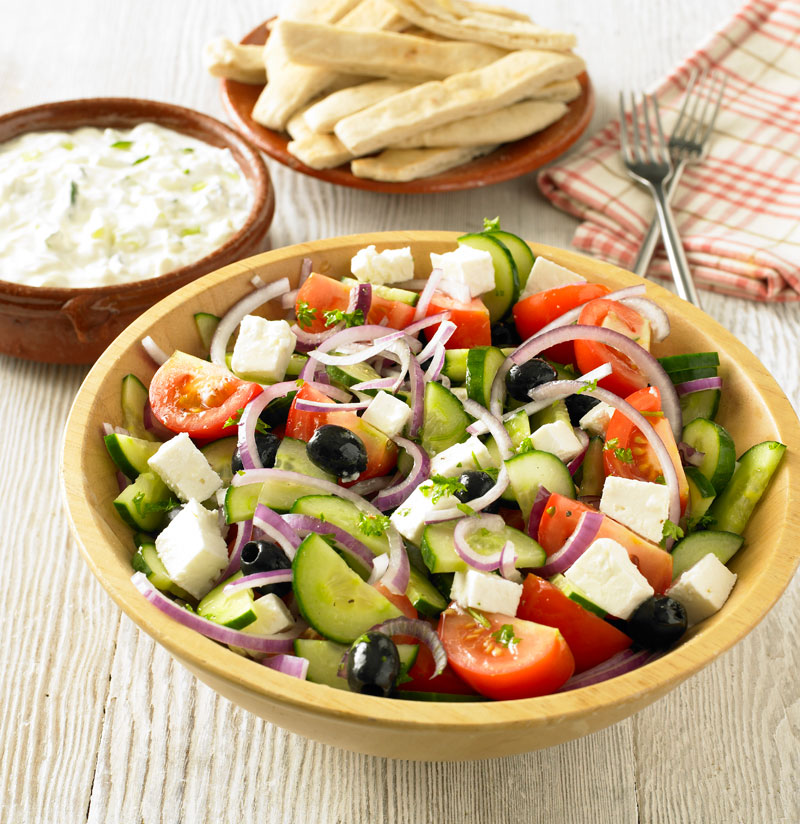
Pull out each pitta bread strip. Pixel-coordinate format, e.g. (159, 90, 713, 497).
(280, 0, 363, 22)
(277, 20, 506, 81)
(335, 49, 585, 155)
(462, 1, 531, 22)
(253, 0, 405, 131)
(303, 80, 415, 133)
(390, 99, 567, 148)
(384, 0, 576, 51)
(350, 144, 497, 182)
(202, 38, 267, 84)
(530, 78, 581, 103)
(287, 134, 355, 169)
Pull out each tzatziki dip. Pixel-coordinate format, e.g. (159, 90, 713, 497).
(0, 123, 253, 288)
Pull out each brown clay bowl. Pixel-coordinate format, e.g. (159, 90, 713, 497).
(0, 98, 274, 364)
(61, 232, 800, 760)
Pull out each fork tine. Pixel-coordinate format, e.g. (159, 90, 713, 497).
(630, 92, 644, 163)
(641, 94, 656, 159)
(684, 71, 715, 144)
(671, 69, 700, 140)
(649, 94, 670, 164)
(698, 74, 727, 145)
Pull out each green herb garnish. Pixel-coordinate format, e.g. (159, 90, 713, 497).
(132, 155, 150, 165)
(295, 300, 316, 329)
(661, 519, 685, 547)
(111, 140, 133, 150)
(482, 216, 501, 232)
(222, 407, 270, 434)
(323, 308, 365, 328)
(69, 181, 78, 205)
(491, 624, 521, 649)
(358, 512, 391, 537)
(466, 607, 491, 629)
(420, 475, 467, 504)
(613, 447, 634, 463)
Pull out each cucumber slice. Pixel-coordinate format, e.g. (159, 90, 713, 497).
(194, 312, 220, 352)
(681, 417, 736, 494)
(290, 494, 390, 556)
(197, 571, 257, 630)
(577, 437, 605, 498)
(680, 388, 721, 424)
(530, 399, 572, 430)
(420, 520, 545, 574)
(466, 346, 507, 409)
(326, 361, 383, 395)
(670, 530, 745, 579)
(504, 449, 575, 519)
(200, 436, 237, 485)
(292, 533, 402, 643)
(457, 233, 519, 323)
(341, 277, 419, 306)
(421, 381, 470, 457)
(549, 573, 607, 617)
(113, 471, 177, 532)
(658, 352, 720, 373)
(706, 441, 786, 534)
(121, 374, 155, 441)
(274, 437, 337, 482)
(131, 534, 193, 600)
(224, 483, 261, 523)
(104, 433, 160, 479)
(406, 566, 448, 617)
(286, 353, 308, 378)
(666, 366, 719, 385)
(684, 466, 716, 528)
(483, 229, 534, 291)
(293, 638, 419, 690)
(441, 347, 513, 383)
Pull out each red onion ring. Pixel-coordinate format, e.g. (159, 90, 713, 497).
(282, 513, 375, 571)
(413, 267, 443, 321)
(499, 541, 521, 581)
(217, 519, 253, 583)
(424, 343, 447, 382)
(347, 475, 396, 498)
(143, 399, 176, 440)
(526, 486, 551, 538)
(253, 503, 301, 559)
(535, 284, 647, 336)
(223, 570, 293, 595)
(416, 320, 456, 364)
(461, 398, 513, 461)
(618, 296, 670, 342)
(678, 441, 705, 467)
(567, 428, 590, 476)
(372, 436, 431, 511)
(298, 257, 313, 287)
(407, 355, 425, 438)
(558, 649, 661, 691)
(453, 514, 507, 571)
(366, 617, 447, 677)
(262, 653, 309, 680)
(294, 398, 370, 413)
(131, 572, 304, 653)
(401, 311, 451, 339)
(675, 376, 723, 396)
(238, 381, 298, 470)
(533, 510, 604, 577)
(141, 335, 168, 366)
(281, 289, 299, 310)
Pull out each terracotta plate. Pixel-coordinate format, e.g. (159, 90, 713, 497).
(220, 20, 595, 194)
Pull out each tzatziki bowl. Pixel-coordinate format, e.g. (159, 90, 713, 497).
(61, 232, 800, 760)
(0, 98, 274, 363)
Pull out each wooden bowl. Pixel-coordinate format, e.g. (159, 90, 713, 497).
(61, 232, 800, 760)
(0, 98, 275, 364)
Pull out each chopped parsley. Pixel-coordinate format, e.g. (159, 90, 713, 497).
(181, 147, 195, 154)
(516, 436, 535, 455)
(132, 155, 150, 165)
(456, 502, 475, 516)
(613, 447, 634, 463)
(577, 378, 599, 394)
(222, 407, 270, 434)
(358, 512, 391, 537)
(661, 519, 685, 546)
(69, 181, 78, 206)
(295, 300, 316, 329)
(132, 492, 180, 516)
(323, 308, 365, 328)
(482, 216, 501, 232)
(466, 607, 490, 629)
(604, 438, 619, 451)
(640, 409, 665, 418)
(180, 227, 202, 237)
(420, 475, 467, 504)
(491, 624, 521, 649)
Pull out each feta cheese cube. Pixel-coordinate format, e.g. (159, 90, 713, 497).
(429, 435, 496, 477)
(666, 553, 737, 626)
(430, 245, 495, 297)
(579, 401, 614, 437)
(350, 244, 415, 285)
(530, 419, 584, 463)
(600, 476, 671, 544)
(389, 481, 460, 545)
(361, 391, 411, 438)
(147, 431, 223, 503)
(518, 256, 586, 300)
(241, 593, 295, 636)
(450, 568, 523, 615)
(155, 499, 228, 599)
(564, 537, 654, 620)
(231, 315, 296, 383)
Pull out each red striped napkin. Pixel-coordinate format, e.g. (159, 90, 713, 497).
(538, 0, 800, 302)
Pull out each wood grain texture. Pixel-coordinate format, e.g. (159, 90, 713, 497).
(1, 0, 798, 822)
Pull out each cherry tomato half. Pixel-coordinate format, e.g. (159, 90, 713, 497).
(149, 351, 262, 441)
(426, 292, 491, 349)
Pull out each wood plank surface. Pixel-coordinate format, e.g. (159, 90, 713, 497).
(1, 1, 798, 822)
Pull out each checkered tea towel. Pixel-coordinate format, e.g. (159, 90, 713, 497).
(538, 0, 800, 302)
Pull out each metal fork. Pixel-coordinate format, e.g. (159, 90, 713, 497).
(633, 71, 727, 278)
(619, 91, 701, 306)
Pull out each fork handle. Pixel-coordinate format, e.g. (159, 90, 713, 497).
(649, 181, 702, 307)
(633, 158, 687, 277)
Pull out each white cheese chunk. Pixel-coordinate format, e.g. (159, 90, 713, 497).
(518, 256, 586, 300)
(666, 553, 737, 626)
(430, 245, 495, 297)
(147, 431, 223, 503)
(429, 435, 496, 477)
(361, 391, 411, 438)
(350, 244, 415, 285)
(231, 315, 297, 383)
(241, 593, 295, 636)
(564, 537, 654, 620)
(390, 481, 460, 546)
(579, 401, 614, 437)
(155, 499, 228, 599)
(530, 419, 584, 463)
(450, 568, 523, 616)
(600, 476, 671, 544)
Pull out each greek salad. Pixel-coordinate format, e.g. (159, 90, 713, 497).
(107, 218, 786, 701)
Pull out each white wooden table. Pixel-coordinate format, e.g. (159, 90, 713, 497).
(2, 2, 798, 822)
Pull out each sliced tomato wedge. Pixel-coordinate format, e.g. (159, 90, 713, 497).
(517, 575, 632, 673)
(573, 298, 650, 397)
(537, 493, 673, 593)
(604, 386, 689, 513)
(426, 292, 491, 349)
(149, 351, 262, 441)
(295, 272, 416, 333)
(437, 607, 575, 700)
(397, 643, 480, 696)
(512, 282, 611, 364)
(285, 383, 397, 481)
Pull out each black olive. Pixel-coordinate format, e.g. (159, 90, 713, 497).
(240, 539, 292, 596)
(346, 631, 401, 697)
(455, 470, 500, 514)
(307, 424, 368, 479)
(564, 393, 601, 426)
(505, 357, 558, 401)
(490, 320, 521, 348)
(231, 431, 280, 474)
(625, 596, 688, 649)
